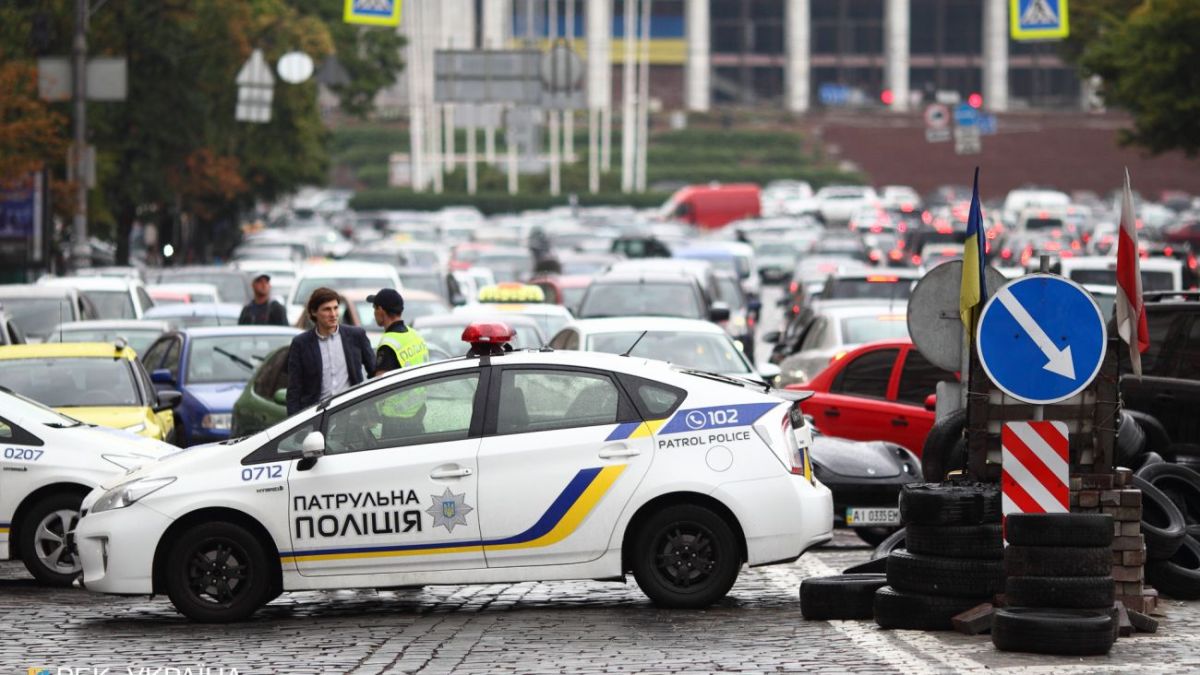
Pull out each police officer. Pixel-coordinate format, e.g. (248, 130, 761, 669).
(368, 288, 429, 377)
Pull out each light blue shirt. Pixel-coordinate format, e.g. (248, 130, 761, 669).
(316, 326, 350, 398)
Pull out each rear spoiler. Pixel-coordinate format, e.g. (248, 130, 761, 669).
(769, 389, 815, 402)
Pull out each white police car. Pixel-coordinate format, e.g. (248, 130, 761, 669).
(76, 323, 833, 622)
(0, 388, 176, 585)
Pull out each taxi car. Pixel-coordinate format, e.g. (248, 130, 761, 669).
(0, 342, 180, 441)
(76, 323, 832, 622)
(0, 388, 176, 585)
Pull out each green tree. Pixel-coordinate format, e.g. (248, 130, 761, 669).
(1069, 0, 1200, 157)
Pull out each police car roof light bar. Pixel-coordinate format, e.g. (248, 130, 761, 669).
(461, 321, 516, 344)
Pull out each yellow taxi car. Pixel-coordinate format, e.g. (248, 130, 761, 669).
(0, 341, 180, 442)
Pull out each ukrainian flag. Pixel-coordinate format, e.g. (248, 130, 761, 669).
(960, 167, 987, 331)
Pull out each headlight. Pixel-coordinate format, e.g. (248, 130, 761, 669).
(91, 477, 176, 513)
(202, 413, 232, 431)
(124, 423, 146, 433)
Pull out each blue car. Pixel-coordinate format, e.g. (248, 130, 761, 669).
(140, 326, 299, 446)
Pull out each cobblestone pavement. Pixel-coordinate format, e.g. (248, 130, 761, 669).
(2, 531, 1198, 675)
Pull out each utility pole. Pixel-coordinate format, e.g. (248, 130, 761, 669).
(620, 0, 637, 193)
(71, 0, 90, 270)
(635, 0, 651, 192)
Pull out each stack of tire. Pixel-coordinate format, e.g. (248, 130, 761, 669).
(1134, 463, 1200, 600)
(992, 513, 1116, 656)
(874, 482, 1004, 630)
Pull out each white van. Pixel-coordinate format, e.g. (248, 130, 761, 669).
(1002, 189, 1070, 225)
(1057, 256, 1182, 293)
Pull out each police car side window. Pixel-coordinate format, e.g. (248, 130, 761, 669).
(497, 370, 619, 434)
(324, 373, 480, 454)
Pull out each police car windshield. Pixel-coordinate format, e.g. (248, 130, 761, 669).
(577, 282, 703, 319)
(0, 358, 140, 407)
(187, 334, 294, 384)
(589, 331, 754, 374)
(0, 389, 84, 426)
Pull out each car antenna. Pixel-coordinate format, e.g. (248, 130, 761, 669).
(621, 330, 648, 357)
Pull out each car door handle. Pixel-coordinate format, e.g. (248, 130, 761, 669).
(824, 408, 840, 418)
(599, 444, 641, 459)
(891, 417, 909, 427)
(430, 466, 472, 479)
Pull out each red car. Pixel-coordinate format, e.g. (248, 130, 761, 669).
(785, 338, 957, 457)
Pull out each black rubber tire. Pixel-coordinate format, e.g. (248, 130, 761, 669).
(992, 607, 1115, 656)
(899, 482, 1001, 527)
(1005, 513, 1113, 548)
(1004, 546, 1112, 578)
(800, 574, 888, 620)
(630, 504, 741, 609)
(870, 527, 906, 560)
(886, 549, 1004, 598)
(1146, 535, 1200, 601)
(843, 557, 888, 574)
(855, 527, 899, 547)
(905, 523, 1002, 560)
(1126, 451, 1165, 474)
(920, 409, 966, 482)
(1135, 463, 1200, 536)
(873, 585, 982, 631)
(1132, 474, 1188, 561)
(17, 492, 84, 587)
(164, 521, 275, 622)
(1126, 409, 1172, 455)
(1005, 575, 1115, 609)
(1116, 410, 1148, 467)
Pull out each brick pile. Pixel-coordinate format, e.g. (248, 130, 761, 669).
(1070, 468, 1158, 615)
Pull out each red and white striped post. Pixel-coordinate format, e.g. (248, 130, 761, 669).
(1001, 421, 1070, 539)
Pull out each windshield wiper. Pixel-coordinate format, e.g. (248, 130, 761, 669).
(214, 347, 255, 370)
(678, 368, 771, 393)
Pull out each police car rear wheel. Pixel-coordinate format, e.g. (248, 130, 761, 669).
(164, 522, 273, 622)
(18, 493, 83, 587)
(631, 504, 739, 609)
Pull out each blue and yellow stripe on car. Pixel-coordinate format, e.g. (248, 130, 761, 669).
(279, 465, 626, 564)
(605, 419, 668, 442)
(0, 522, 9, 535)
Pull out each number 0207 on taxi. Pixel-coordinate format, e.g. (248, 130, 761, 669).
(75, 322, 834, 622)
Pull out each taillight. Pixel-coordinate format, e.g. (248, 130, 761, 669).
(783, 408, 814, 482)
(789, 281, 799, 293)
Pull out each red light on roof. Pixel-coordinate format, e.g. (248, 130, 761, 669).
(462, 322, 515, 344)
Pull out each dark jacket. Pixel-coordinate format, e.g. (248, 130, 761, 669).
(286, 325, 376, 415)
(238, 299, 289, 326)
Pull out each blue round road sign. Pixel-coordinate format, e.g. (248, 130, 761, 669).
(976, 274, 1107, 405)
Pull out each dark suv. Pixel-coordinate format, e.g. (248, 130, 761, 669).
(1120, 291, 1200, 456)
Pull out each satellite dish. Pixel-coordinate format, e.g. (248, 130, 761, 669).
(907, 260, 1010, 371)
(277, 52, 315, 85)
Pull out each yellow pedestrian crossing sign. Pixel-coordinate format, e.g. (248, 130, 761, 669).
(344, 0, 402, 27)
(1010, 0, 1069, 40)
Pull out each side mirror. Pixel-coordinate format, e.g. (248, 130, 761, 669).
(924, 393, 937, 411)
(762, 330, 781, 344)
(709, 302, 731, 323)
(155, 390, 183, 411)
(151, 369, 175, 386)
(758, 363, 781, 382)
(301, 431, 326, 459)
(273, 388, 287, 405)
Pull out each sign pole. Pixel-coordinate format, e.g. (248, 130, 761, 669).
(620, 0, 637, 192)
(588, 107, 600, 193)
(466, 118, 478, 195)
(635, 0, 652, 192)
(70, 0, 90, 270)
(507, 115, 519, 194)
(1033, 254, 1052, 422)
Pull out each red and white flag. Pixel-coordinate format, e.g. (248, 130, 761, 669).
(1115, 168, 1150, 376)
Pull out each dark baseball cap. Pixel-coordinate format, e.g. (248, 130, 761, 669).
(367, 288, 404, 314)
(252, 273, 271, 283)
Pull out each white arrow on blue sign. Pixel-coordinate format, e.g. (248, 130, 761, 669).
(976, 274, 1107, 405)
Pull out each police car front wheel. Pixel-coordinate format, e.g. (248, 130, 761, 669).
(631, 504, 740, 609)
(164, 522, 275, 623)
(18, 492, 84, 586)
